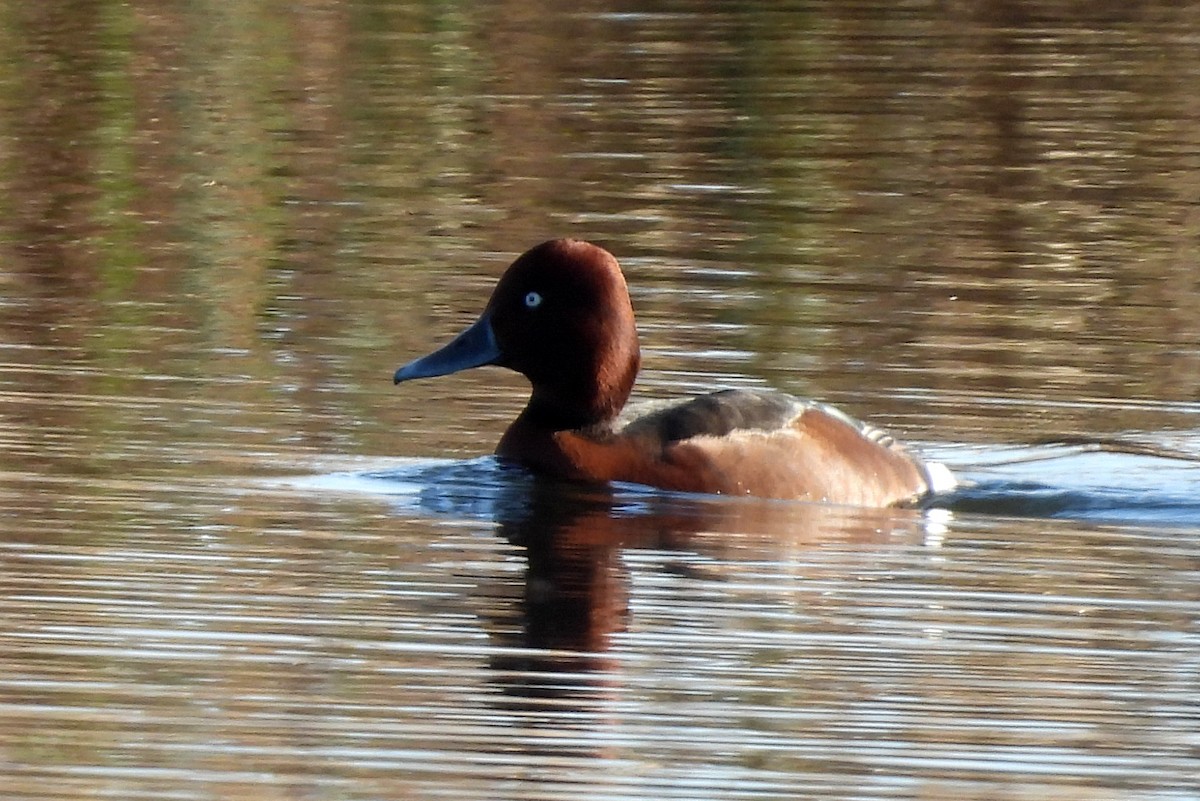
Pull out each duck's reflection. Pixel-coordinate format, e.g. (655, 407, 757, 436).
(502, 500, 629, 656)
(393, 458, 937, 651)
(380, 458, 943, 753)
(488, 474, 937, 652)
(479, 474, 942, 758)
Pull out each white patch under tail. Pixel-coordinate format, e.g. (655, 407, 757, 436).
(921, 460, 958, 494)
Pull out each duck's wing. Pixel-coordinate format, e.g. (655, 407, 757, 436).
(617, 388, 806, 443)
(607, 388, 945, 505)
(618, 388, 904, 447)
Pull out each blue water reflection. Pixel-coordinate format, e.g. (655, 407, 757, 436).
(319, 435, 1200, 532)
(931, 440, 1200, 528)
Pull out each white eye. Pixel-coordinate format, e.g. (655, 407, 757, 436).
(524, 291, 543, 309)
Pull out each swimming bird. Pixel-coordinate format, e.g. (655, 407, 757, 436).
(394, 239, 953, 507)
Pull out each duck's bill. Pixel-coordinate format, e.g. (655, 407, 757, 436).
(394, 313, 500, 384)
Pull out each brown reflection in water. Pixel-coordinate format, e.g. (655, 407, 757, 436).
(929, 3, 1200, 393)
(501, 482, 926, 652)
(2, 1, 1198, 472)
(463, 1, 1200, 436)
(813, 2, 1200, 416)
(0, 2, 109, 487)
(1, 2, 105, 287)
(482, 476, 928, 728)
(0, 1, 361, 472)
(472, 0, 764, 255)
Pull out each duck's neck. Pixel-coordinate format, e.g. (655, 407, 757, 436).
(521, 384, 622, 433)
(519, 346, 638, 432)
(495, 406, 577, 478)
(494, 382, 624, 474)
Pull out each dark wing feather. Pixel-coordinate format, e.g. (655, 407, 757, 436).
(616, 388, 809, 445)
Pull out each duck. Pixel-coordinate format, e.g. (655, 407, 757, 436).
(393, 239, 953, 507)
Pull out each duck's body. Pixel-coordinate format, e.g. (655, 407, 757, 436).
(394, 239, 952, 507)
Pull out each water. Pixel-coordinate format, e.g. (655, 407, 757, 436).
(1, 1, 1199, 798)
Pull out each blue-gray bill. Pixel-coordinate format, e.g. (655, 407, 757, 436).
(394, 313, 500, 384)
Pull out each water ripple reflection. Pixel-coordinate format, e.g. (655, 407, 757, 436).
(3, 0, 1199, 797)
(2, 455, 1197, 798)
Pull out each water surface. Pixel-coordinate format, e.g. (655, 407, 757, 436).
(1, 1, 1198, 799)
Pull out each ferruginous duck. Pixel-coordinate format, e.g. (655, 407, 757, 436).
(394, 239, 953, 507)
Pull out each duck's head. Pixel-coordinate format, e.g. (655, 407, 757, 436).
(394, 239, 641, 430)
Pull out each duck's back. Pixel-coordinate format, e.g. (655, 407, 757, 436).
(595, 388, 943, 505)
